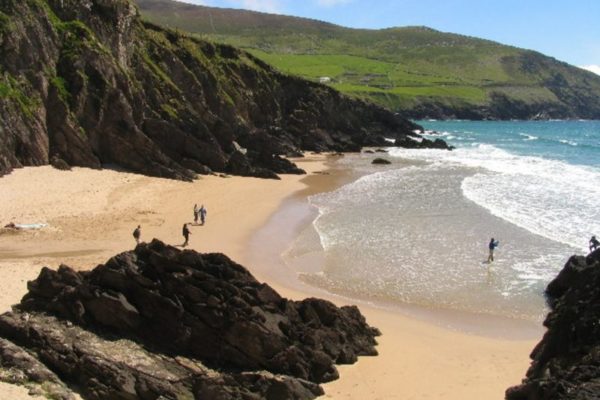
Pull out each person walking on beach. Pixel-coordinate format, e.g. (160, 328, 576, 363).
(590, 236, 600, 253)
(193, 204, 199, 225)
(182, 223, 191, 247)
(488, 238, 499, 263)
(199, 205, 207, 226)
(133, 225, 141, 244)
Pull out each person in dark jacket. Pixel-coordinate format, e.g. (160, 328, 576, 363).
(487, 238, 499, 263)
(133, 225, 141, 244)
(182, 223, 191, 247)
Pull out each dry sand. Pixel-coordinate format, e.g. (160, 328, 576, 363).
(0, 156, 538, 399)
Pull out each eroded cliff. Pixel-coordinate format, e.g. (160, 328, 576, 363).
(0, 0, 445, 180)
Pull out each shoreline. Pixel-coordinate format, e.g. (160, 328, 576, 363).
(244, 158, 542, 340)
(0, 157, 539, 399)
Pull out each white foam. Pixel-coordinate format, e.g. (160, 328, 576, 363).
(519, 133, 538, 141)
(559, 139, 578, 146)
(389, 144, 600, 250)
(423, 130, 452, 138)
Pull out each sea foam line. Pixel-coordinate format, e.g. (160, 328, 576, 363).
(389, 145, 600, 250)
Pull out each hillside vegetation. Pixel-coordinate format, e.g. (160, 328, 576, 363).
(0, 0, 440, 179)
(137, 0, 600, 119)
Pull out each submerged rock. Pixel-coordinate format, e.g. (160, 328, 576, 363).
(506, 249, 600, 400)
(0, 240, 380, 399)
(372, 158, 391, 165)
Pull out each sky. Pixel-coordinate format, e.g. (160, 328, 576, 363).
(179, 0, 600, 75)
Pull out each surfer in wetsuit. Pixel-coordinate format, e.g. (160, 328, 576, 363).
(590, 236, 600, 253)
(488, 238, 499, 263)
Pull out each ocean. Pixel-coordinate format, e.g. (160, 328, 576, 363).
(283, 120, 600, 323)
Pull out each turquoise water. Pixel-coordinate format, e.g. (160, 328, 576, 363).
(420, 120, 600, 167)
(286, 121, 600, 322)
(417, 120, 600, 249)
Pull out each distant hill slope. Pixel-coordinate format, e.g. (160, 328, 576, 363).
(137, 0, 600, 120)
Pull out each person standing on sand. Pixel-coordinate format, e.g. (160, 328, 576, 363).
(199, 205, 207, 226)
(182, 223, 191, 247)
(133, 225, 141, 244)
(193, 204, 199, 225)
(590, 236, 600, 252)
(488, 238, 499, 263)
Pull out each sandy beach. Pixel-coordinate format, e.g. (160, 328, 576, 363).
(0, 155, 538, 399)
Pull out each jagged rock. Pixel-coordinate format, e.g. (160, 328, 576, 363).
(506, 249, 600, 400)
(372, 158, 391, 165)
(226, 150, 280, 179)
(0, 337, 76, 400)
(395, 135, 453, 150)
(0, 240, 380, 399)
(0, 0, 447, 180)
(0, 313, 323, 400)
(50, 155, 72, 170)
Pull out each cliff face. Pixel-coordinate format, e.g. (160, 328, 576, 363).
(0, 0, 441, 180)
(0, 239, 380, 399)
(506, 249, 600, 400)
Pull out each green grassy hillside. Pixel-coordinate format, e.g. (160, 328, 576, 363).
(136, 0, 600, 119)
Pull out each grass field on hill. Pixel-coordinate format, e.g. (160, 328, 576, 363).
(136, 0, 600, 118)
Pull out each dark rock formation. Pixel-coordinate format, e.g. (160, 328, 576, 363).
(395, 135, 454, 150)
(371, 158, 391, 165)
(50, 154, 71, 170)
(506, 249, 600, 400)
(0, 0, 446, 180)
(0, 239, 380, 399)
(0, 337, 75, 399)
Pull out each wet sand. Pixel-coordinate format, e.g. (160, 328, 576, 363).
(0, 155, 539, 399)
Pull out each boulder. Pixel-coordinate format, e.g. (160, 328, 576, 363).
(50, 155, 72, 171)
(372, 158, 391, 165)
(0, 240, 380, 399)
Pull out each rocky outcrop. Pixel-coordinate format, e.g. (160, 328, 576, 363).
(0, 239, 380, 399)
(0, 0, 446, 180)
(371, 157, 391, 165)
(395, 135, 453, 150)
(506, 249, 600, 400)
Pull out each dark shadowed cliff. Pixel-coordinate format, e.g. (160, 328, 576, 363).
(0, 239, 380, 399)
(0, 0, 447, 180)
(506, 249, 600, 400)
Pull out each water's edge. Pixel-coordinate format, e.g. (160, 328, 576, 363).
(245, 154, 543, 340)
